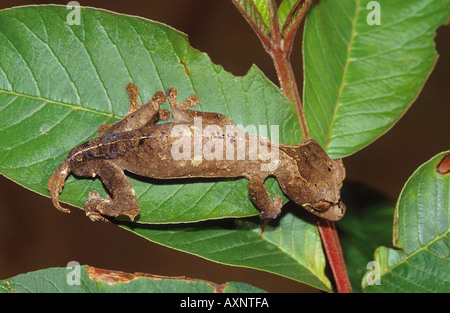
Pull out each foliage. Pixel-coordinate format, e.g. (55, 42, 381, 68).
(0, 1, 448, 292)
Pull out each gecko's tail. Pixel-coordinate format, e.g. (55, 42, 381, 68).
(47, 159, 72, 214)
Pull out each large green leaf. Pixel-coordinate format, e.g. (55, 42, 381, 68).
(124, 210, 332, 291)
(0, 5, 301, 223)
(303, 0, 450, 158)
(0, 265, 266, 293)
(0, 6, 329, 291)
(362, 152, 450, 292)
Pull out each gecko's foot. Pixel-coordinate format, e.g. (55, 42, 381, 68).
(126, 83, 142, 114)
(84, 191, 112, 222)
(166, 87, 199, 111)
(259, 195, 283, 220)
(258, 196, 282, 235)
(83, 190, 138, 222)
(158, 109, 171, 121)
(147, 91, 166, 109)
(181, 94, 199, 109)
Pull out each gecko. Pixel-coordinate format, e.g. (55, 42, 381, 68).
(48, 84, 346, 222)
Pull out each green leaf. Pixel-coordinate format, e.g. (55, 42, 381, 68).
(278, 0, 299, 28)
(303, 0, 450, 158)
(233, 0, 307, 40)
(231, 0, 270, 37)
(252, 0, 270, 27)
(362, 152, 450, 292)
(0, 5, 329, 291)
(278, 0, 306, 35)
(0, 265, 266, 293)
(124, 211, 332, 291)
(0, 5, 301, 223)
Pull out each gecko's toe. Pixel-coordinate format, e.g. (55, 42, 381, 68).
(158, 109, 171, 121)
(87, 190, 101, 199)
(86, 211, 110, 223)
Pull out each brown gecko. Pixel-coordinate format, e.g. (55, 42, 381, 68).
(48, 84, 346, 222)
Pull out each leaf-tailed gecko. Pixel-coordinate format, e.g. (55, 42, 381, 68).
(48, 84, 346, 222)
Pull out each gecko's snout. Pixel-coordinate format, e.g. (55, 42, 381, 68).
(47, 160, 72, 214)
(320, 201, 345, 221)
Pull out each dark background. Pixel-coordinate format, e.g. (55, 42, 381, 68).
(0, 0, 448, 292)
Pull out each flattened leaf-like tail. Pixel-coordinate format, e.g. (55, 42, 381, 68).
(47, 159, 72, 214)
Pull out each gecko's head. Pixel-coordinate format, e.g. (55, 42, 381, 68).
(279, 139, 346, 221)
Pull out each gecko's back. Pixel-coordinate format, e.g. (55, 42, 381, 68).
(67, 121, 280, 180)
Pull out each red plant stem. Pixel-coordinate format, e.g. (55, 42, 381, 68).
(270, 47, 310, 139)
(317, 219, 352, 293)
(235, 0, 351, 292)
(274, 54, 351, 292)
(266, 0, 310, 139)
(266, 0, 350, 292)
(282, 0, 313, 57)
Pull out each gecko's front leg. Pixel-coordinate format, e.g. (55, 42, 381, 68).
(71, 159, 140, 222)
(248, 174, 283, 219)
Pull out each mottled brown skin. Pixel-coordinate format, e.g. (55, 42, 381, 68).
(48, 84, 346, 222)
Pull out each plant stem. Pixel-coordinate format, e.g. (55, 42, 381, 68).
(234, 0, 351, 293)
(265, 0, 350, 293)
(317, 219, 352, 293)
(270, 46, 310, 139)
(282, 0, 313, 56)
(266, 0, 310, 139)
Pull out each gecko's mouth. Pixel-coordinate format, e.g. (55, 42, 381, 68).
(302, 200, 346, 221)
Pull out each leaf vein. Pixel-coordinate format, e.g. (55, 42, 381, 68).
(12, 14, 82, 103)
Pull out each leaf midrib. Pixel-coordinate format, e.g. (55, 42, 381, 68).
(0, 89, 115, 118)
(324, 0, 360, 150)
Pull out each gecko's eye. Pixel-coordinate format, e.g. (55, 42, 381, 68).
(301, 200, 345, 221)
(312, 200, 331, 211)
(301, 201, 330, 213)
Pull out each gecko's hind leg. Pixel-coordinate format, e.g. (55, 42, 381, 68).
(98, 83, 169, 136)
(166, 87, 200, 123)
(166, 87, 235, 127)
(167, 87, 199, 111)
(127, 83, 169, 118)
(72, 159, 140, 222)
(125, 82, 142, 114)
